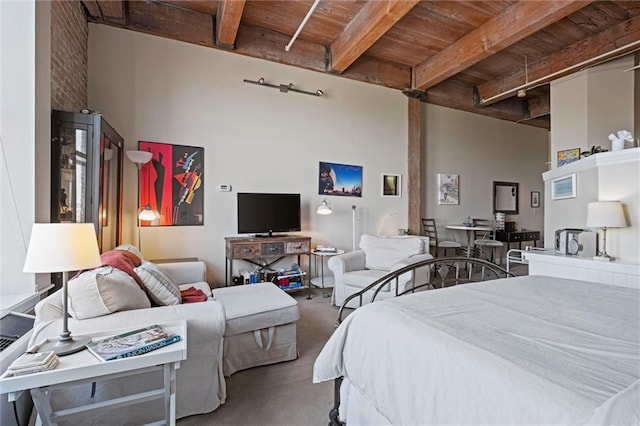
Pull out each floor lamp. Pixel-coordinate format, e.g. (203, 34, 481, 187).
(23, 223, 101, 355)
(352, 205, 357, 251)
(126, 150, 157, 250)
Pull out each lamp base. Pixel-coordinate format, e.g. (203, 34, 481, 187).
(36, 335, 92, 356)
(593, 254, 614, 262)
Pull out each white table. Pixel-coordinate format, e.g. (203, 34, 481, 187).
(444, 225, 492, 257)
(0, 320, 186, 426)
(311, 249, 345, 298)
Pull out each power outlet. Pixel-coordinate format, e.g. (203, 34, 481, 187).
(218, 184, 232, 192)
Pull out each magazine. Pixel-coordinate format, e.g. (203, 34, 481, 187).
(86, 325, 181, 361)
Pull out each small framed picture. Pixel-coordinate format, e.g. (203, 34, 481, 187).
(551, 174, 577, 200)
(382, 174, 401, 197)
(438, 173, 459, 205)
(557, 148, 580, 167)
(531, 191, 540, 208)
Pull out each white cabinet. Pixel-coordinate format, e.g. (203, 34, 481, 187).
(523, 251, 640, 289)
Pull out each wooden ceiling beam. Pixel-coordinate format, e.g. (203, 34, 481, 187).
(96, 0, 125, 20)
(216, 0, 245, 50)
(476, 16, 640, 105)
(420, 80, 550, 129)
(329, 0, 419, 73)
(413, 0, 594, 91)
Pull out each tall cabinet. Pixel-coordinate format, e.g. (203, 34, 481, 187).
(51, 110, 124, 251)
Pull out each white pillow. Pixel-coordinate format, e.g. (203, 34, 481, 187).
(360, 235, 424, 271)
(134, 261, 182, 306)
(67, 266, 151, 320)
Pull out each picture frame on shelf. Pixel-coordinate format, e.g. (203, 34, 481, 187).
(382, 174, 401, 197)
(551, 174, 576, 200)
(531, 191, 540, 208)
(557, 148, 580, 167)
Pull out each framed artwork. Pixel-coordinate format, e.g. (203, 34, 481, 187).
(557, 148, 580, 167)
(438, 173, 459, 205)
(551, 174, 576, 200)
(382, 174, 401, 197)
(318, 162, 362, 197)
(531, 191, 540, 208)
(138, 141, 204, 226)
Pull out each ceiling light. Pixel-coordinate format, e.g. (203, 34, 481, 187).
(517, 89, 527, 98)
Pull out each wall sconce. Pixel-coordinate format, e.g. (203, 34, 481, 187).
(316, 199, 332, 215)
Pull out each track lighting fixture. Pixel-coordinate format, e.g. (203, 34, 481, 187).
(243, 77, 324, 97)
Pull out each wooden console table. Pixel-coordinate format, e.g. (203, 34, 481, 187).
(495, 229, 540, 250)
(224, 235, 311, 290)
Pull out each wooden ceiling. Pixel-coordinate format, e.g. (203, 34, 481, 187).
(80, 0, 640, 129)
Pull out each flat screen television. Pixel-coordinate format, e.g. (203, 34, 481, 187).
(237, 192, 301, 237)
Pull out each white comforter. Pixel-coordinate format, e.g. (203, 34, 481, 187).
(313, 275, 640, 425)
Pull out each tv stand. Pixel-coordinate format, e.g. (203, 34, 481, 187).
(224, 235, 311, 296)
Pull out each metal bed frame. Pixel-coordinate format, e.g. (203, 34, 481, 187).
(329, 256, 515, 426)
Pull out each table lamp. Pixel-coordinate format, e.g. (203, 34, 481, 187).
(585, 201, 626, 262)
(23, 223, 101, 355)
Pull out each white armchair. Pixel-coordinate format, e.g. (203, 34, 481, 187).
(328, 234, 432, 308)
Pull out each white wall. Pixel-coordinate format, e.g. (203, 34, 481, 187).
(1, 0, 36, 297)
(422, 104, 549, 244)
(551, 56, 635, 156)
(88, 24, 408, 285)
(546, 56, 638, 264)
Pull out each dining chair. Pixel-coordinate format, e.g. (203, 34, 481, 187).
(472, 218, 504, 264)
(422, 218, 461, 257)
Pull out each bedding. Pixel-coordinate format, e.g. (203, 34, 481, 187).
(313, 275, 640, 425)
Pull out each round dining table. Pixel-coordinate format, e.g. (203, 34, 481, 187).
(444, 224, 492, 257)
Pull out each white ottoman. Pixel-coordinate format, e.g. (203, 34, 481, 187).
(212, 283, 299, 376)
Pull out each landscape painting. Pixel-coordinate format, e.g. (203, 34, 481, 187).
(318, 162, 362, 197)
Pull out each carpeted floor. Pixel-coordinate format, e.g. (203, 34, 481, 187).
(177, 287, 338, 426)
(177, 262, 529, 425)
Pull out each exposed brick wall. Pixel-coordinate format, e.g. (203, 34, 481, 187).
(51, 0, 88, 112)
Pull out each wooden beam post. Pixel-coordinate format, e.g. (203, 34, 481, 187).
(407, 97, 421, 236)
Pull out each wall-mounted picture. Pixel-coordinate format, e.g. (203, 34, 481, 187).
(551, 173, 576, 200)
(319, 162, 362, 197)
(138, 141, 204, 226)
(438, 173, 459, 205)
(531, 191, 540, 208)
(557, 148, 580, 167)
(382, 174, 401, 197)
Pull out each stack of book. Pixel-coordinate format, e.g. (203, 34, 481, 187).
(86, 324, 181, 362)
(7, 351, 60, 376)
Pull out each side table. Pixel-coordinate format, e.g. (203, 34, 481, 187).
(311, 249, 345, 298)
(0, 320, 186, 426)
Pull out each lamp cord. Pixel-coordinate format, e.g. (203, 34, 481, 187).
(0, 133, 29, 253)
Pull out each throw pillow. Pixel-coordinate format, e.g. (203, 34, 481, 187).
(114, 244, 144, 261)
(134, 261, 182, 306)
(67, 266, 151, 320)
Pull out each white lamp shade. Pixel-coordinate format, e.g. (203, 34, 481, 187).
(139, 205, 160, 221)
(126, 150, 152, 165)
(317, 200, 332, 215)
(23, 223, 101, 273)
(586, 201, 626, 228)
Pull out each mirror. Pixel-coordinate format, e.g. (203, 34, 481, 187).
(493, 181, 519, 214)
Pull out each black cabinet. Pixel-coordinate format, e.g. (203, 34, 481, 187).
(495, 230, 540, 250)
(51, 110, 123, 251)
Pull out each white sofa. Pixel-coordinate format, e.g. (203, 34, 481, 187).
(328, 234, 432, 308)
(30, 261, 226, 424)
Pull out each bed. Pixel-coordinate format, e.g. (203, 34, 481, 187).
(313, 274, 640, 425)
